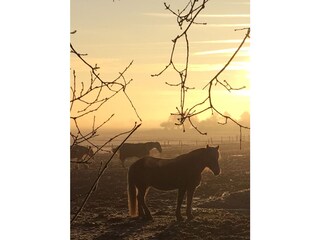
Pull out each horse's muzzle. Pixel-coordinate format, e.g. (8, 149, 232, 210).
(208, 165, 220, 175)
(213, 168, 221, 175)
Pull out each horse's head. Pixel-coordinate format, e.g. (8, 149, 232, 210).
(154, 142, 162, 153)
(205, 145, 220, 175)
(88, 146, 94, 159)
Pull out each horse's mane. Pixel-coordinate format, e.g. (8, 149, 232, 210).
(145, 141, 159, 145)
(121, 142, 159, 145)
(174, 147, 206, 160)
(174, 147, 220, 161)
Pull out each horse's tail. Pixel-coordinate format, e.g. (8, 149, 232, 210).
(127, 167, 137, 216)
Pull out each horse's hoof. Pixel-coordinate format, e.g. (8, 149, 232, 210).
(187, 215, 194, 221)
(176, 216, 184, 221)
(139, 215, 153, 221)
(145, 215, 153, 221)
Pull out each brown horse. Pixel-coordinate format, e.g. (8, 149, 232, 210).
(70, 145, 94, 162)
(113, 142, 162, 167)
(127, 145, 220, 221)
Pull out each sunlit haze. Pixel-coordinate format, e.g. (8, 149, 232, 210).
(70, 0, 250, 130)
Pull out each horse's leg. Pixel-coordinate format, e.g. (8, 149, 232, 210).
(119, 154, 125, 168)
(76, 157, 80, 170)
(176, 188, 186, 221)
(142, 187, 152, 220)
(138, 187, 152, 220)
(121, 159, 125, 168)
(186, 187, 196, 220)
(84, 156, 90, 169)
(137, 187, 145, 219)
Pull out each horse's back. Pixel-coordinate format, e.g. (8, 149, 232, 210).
(120, 143, 149, 159)
(70, 145, 89, 159)
(130, 156, 171, 170)
(128, 156, 199, 190)
(131, 155, 197, 171)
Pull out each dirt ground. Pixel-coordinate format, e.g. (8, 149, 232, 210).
(71, 142, 250, 240)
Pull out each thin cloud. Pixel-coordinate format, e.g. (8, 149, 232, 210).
(194, 47, 249, 56)
(191, 39, 250, 44)
(206, 23, 250, 28)
(142, 13, 175, 18)
(143, 13, 250, 18)
(177, 61, 249, 72)
(224, 1, 250, 5)
(199, 14, 250, 18)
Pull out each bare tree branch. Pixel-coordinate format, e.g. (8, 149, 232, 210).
(70, 31, 141, 162)
(71, 122, 142, 224)
(152, 0, 250, 148)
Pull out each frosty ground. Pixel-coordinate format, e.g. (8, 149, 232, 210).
(71, 142, 250, 240)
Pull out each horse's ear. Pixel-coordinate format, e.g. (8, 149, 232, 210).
(216, 145, 219, 150)
(206, 144, 209, 148)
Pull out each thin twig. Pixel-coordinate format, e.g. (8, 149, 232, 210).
(71, 123, 141, 224)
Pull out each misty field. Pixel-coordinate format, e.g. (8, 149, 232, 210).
(71, 142, 250, 240)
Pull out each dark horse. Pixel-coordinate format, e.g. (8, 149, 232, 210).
(127, 145, 220, 221)
(113, 142, 162, 167)
(70, 145, 94, 162)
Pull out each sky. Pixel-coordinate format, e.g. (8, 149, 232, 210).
(2, 1, 320, 239)
(70, 0, 250, 129)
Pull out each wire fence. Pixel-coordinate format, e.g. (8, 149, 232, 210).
(91, 134, 250, 152)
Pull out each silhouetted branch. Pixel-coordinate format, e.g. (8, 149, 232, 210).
(71, 122, 142, 224)
(152, 1, 250, 148)
(203, 28, 250, 90)
(70, 31, 141, 162)
(152, 0, 208, 129)
(215, 78, 246, 92)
